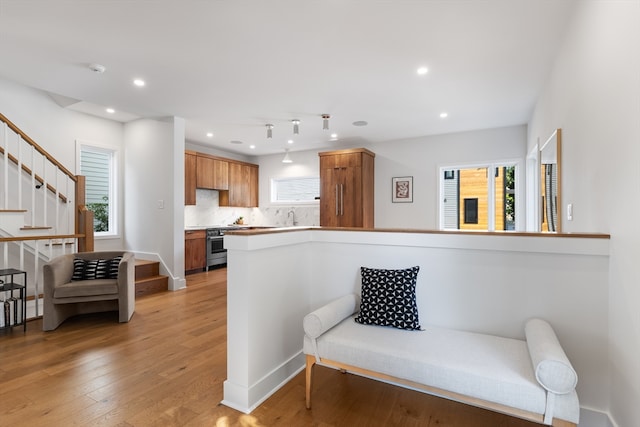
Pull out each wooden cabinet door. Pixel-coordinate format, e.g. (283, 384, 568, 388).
(185, 230, 206, 271)
(320, 165, 342, 227)
(196, 156, 229, 190)
(340, 165, 361, 227)
(248, 165, 259, 208)
(221, 163, 258, 207)
(185, 152, 197, 205)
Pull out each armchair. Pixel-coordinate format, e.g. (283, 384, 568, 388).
(43, 251, 135, 331)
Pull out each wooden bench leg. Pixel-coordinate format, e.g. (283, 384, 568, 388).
(306, 354, 316, 409)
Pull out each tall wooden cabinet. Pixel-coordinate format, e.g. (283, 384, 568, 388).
(319, 148, 375, 227)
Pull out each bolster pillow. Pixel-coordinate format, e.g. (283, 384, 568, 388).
(303, 294, 359, 339)
(525, 318, 578, 394)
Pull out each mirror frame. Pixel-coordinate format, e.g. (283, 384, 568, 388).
(539, 128, 562, 232)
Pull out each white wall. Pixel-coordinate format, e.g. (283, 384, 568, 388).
(528, 2, 640, 426)
(0, 77, 126, 251)
(370, 125, 527, 229)
(124, 118, 186, 290)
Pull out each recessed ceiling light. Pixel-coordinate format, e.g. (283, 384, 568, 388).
(287, 139, 294, 144)
(206, 132, 214, 138)
(330, 133, 338, 139)
(417, 67, 429, 75)
(133, 78, 145, 87)
(249, 145, 256, 149)
(440, 112, 449, 118)
(352, 121, 368, 127)
(230, 140, 243, 144)
(106, 108, 115, 114)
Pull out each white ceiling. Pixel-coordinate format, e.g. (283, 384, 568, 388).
(0, 0, 576, 156)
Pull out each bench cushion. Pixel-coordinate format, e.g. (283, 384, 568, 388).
(304, 317, 579, 423)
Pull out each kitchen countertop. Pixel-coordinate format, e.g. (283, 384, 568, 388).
(185, 225, 276, 231)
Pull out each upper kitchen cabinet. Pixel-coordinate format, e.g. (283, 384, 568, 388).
(319, 148, 375, 228)
(196, 154, 229, 190)
(220, 162, 259, 208)
(185, 151, 197, 205)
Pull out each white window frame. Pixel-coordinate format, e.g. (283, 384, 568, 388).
(438, 159, 523, 231)
(76, 140, 119, 238)
(270, 176, 320, 205)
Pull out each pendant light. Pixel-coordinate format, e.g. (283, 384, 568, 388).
(291, 119, 300, 135)
(266, 124, 274, 139)
(322, 114, 330, 130)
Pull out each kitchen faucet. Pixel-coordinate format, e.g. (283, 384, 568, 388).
(287, 209, 297, 226)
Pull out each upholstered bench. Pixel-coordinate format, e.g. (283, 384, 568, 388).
(303, 293, 580, 427)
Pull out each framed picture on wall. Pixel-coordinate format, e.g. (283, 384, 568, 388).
(392, 176, 413, 203)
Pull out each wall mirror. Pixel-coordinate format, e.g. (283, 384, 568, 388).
(540, 129, 562, 232)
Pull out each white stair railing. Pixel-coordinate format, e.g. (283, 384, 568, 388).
(0, 113, 93, 321)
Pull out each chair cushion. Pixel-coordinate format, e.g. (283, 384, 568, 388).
(54, 279, 119, 298)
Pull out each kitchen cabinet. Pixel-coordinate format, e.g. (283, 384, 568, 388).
(319, 148, 375, 228)
(185, 230, 206, 272)
(185, 152, 197, 205)
(196, 155, 229, 190)
(220, 162, 259, 208)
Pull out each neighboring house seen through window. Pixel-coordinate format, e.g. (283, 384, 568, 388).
(78, 142, 117, 236)
(440, 164, 517, 231)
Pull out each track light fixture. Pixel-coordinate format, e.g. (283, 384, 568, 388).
(292, 119, 300, 135)
(322, 114, 330, 130)
(266, 124, 273, 139)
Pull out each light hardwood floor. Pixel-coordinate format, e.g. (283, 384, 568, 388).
(0, 268, 540, 427)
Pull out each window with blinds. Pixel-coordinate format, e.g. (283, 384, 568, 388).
(79, 143, 117, 235)
(271, 177, 320, 204)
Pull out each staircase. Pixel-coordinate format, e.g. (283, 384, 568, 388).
(135, 259, 168, 297)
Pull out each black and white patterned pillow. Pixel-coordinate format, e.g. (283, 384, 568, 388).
(355, 266, 421, 330)
(72, 257, 122, 280)
(107, 256, 122, 279)
(72, 258, 87, 280)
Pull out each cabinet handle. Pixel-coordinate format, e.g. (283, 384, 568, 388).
(335, 184, 339, 216)
(340, 184, 344, 216)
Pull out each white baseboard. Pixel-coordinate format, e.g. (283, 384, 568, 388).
(222, 351, 305, 413)
(580, 407, 616, 427)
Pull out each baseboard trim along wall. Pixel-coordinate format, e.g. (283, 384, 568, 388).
(222, 352, 305, 413)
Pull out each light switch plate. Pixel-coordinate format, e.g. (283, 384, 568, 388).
(567, 203, 573, 221)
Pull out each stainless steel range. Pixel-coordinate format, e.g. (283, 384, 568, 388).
(206, 226, 239, 269)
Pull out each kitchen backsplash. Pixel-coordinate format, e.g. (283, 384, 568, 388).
(184, 189, 319, 227)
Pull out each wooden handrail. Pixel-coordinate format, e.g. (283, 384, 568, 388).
(0, 146, 68, 203)
(0, 112, 77, 182)
(0, 233, 85, 243)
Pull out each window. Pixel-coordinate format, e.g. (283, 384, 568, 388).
(464, 198, 479, 224)
(440, 163, 518, 231)
(271, 177, 319, 204)
(78, 142, 117, 236)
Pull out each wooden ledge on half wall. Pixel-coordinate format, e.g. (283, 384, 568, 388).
(225, 226, 610, 239)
